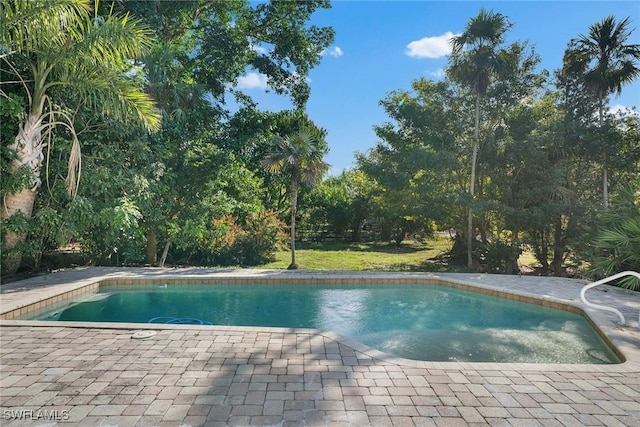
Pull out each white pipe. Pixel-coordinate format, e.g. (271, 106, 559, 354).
(580, 271, 640, 327)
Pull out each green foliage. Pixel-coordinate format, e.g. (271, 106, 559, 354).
(162, 144, 268, 265)
(120, 0, 334, 109)
(355, 12, 638, 277)
(2, 6, 638, 282)
(301, 181, 345, 239)
(0, 96, 33, 195)
(589, 181, 640, 290)
(357, 80, 468, 245)
(0, 95, 24, 121)
(477, 240, 522, 274)
(1, 0, 161, 275)
(24, 206, 65, 269)
(0, 210, 29, 269)
(571, 16, 640, 102)
(262, 123, 329, 269)
(593, 218, 640, 284)
(565, 16, 640, 208)
(168, 210, 286, 267)
(65, 197, 145, 265)
(449, 8, 513, 95)
(262, 126, 329, 184)
(1, 0, 335, 275)
(300, 170, 370, 241)
(224, 210, 288, 266)
(1, 0, 161, 147)
(492, 94, 582, 275)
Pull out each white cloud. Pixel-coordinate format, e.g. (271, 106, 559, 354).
(406, 31, 458, 59)
(237, 72, 269, 89)
(252, 45, 269, 55)
(321, 46, 343, 57)
(429, 68, 446, 79)
(609, 104, 639, 117)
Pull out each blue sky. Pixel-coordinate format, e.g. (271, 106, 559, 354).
(239, 1, 640, 174)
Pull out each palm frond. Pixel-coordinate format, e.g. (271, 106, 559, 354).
(448, 10, 511, 95)
(73, 74, 160, 131)
(261, 156, 285, 174)
(262, 127, 329, 183)
(575, 15, 640, 100)
(72, 11, 155, 68)
(451, 8, 512, 54)
(1, 0, 91, 54)
(592, 215, 640, 290)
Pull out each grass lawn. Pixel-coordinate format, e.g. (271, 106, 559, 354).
(258, 238, 543, 272)
(259, 238, 457, 271)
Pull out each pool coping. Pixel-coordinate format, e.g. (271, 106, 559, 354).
(1, 268, 639, 373)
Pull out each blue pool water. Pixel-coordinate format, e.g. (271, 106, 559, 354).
(31, 284, 620, 363)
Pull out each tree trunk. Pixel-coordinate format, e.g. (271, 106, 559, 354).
(603, 154, 608, 210)
(467, 94, 480, 268)
(539, 230, 549, 276)
(146, 228, 158, 265)
(477, 179, 488, 243)
(2, 110, 45, 275)
(552, 216, 567, 276)
(159, 241, 171, 267)
(508, 229, 520, 275)
(599, 100, 609, 210)
(351, 221, 361, 242)
(288, 177, 299, 270)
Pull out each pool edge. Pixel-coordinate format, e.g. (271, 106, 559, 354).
(1, 268, 638, 372)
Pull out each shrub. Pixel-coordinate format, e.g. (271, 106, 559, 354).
(589, 180, 640, 290)
(591, 217, 640, 290)
(232, 210, 287, 265)
(477, 240, 522, 274)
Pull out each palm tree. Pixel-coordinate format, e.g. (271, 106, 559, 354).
(262, 128, 329, 269)
(572, 16, 640, 209)
(1, 0, 160, 273)
(448, 8, 512, 268)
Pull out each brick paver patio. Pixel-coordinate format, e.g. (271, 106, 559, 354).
(1, 268, 639, 426)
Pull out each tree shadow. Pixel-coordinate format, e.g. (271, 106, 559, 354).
(298, 241, 429, 254)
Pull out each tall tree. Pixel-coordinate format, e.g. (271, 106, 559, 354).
(262, 127, 329, 269)
(1, 0, 160, 273)
(358, 80, 464, 245)
(570, 16, 640, 208)
(116, 0, 334, 264)
(448, 8, 512, 268)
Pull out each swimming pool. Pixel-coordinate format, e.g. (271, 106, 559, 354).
(21, 282, 621, 364)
